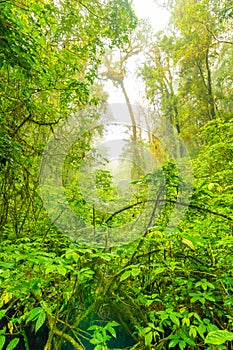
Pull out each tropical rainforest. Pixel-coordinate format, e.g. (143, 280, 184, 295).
(0, 0, 233, 349)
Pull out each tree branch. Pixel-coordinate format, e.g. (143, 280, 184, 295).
(12, 114, 61, 136)
(105, 199, 232, 224)
(192, 18, 233, 45)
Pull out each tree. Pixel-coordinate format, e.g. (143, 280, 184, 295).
(0, 1, 138, 348)
(141, 0, 233, 150)
(140, 34, 182, 144)
(100, 20, 154, 179)
(0, 0, 137, 236)
(100, 20, 152, 142)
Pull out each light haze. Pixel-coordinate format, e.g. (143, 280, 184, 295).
(106, 0, 170, 104)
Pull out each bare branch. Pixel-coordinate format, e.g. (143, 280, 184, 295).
(105, 199, 233, 224)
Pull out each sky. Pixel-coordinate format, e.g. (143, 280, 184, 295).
(133, 0, 170, 32)
(106, 0, 170, 104)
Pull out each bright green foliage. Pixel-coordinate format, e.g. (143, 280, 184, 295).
(205, 330, 233, 345)
(88, 321, 119, 349)
(142, 0, 233, 151)
(0, 0, 233, 349)
(0, 0, 137, 237)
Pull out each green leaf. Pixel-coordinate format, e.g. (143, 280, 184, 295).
(27, 307, 43, 322)
(170, 314, 180, 326)
(207, 324, 219, 333)
(206, 281, 215, 289)
(182, 317, 190, 327)
(179, 340, 186, 350)
(45, 265, 56, 274)
(90, 338, 102, 345)
(205, 294, 215, 302)
(190, 295, 200, 303)
(22, 330, 30, 350)
(0, 336, 6, 350)
(157, 311, 169, 321)
(120, 269, 131, 282)
(106, 321, 119, 327)
(205, 330, 233, 345)
(35, 310, 46, 333)
(88, 325, 100, 331)
(169, 339, 179, 348)
(31, 284, 42, 297)
(107, 326, 116, 338)
(189, 326, 197, 338)
(57, 265, 67, 276)
(131, 267, 141, 277)
(0, 310, 6, 321)
(6, 338, 20, 350)
(154, 267, 166, 274)
(197, 323, 206, 339)
(145, 331, 153, 346)
(93, 345, 102, 350)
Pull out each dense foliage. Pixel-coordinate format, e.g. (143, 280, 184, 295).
(0, 0, 233, 349)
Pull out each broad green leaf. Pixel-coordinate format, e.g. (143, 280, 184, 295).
(154, 267, 166, 274)
(106, 321, 119, 327)
(179, 340, 186, 350)
(0, 336, 6, 350)
(120, 269, 131, 282)
(31, 284, 42, 297)
(169, 339, 179, 348)
(57, 265, 67, 276)
(131, 267, 140, 277)
(65, 251, 79, 262)
(6, 338, 19, 350)
(27, 307, 43, 322)
(93, 345, 102, 350)
(195, 281, 207, 290)
(145, 331, 153, 346)
(170, 314, 180, 326)
(197, 323, 206, 340)
(107, 326, 117, 338)
(22, 330, 30, 350)
(206, 282, 215, 289)
(90, 338, 102, 345)
(182, 317, 190, 327)
(205, 330, 233, 345)
(189, 326, 197, 338)
(45, 265, 56, 274)
(0, 310, 6, 321)
(204, 294, 215, 302)
(207, 324, 220, 333)
(157, 311, 169, 321)
(35, 310, 46, 333)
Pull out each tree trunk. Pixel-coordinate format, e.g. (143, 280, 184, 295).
(120, 81, 137, 143)
(205, 49, 216, 120)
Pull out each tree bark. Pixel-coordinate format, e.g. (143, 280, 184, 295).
(205, 49, 216, 120)
(120, 80, 137, 143)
